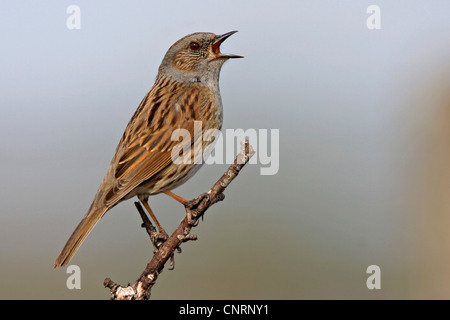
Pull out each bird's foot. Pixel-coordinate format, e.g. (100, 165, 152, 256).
(150, 229, 169, 250)
(185, 193, 210, 225)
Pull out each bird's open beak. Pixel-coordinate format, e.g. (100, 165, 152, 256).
(211, 31, 244, 59)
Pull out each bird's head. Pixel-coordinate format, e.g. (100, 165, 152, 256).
(159, 31, 243, 82)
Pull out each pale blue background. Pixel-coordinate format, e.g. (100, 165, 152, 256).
(1, 1, 450, 299)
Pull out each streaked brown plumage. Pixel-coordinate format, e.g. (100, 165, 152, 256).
(54, 31, 242, 268)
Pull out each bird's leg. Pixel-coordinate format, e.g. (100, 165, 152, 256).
(163, 190, 196, 224)
(163, 190, 189, 206)
(140, 199, 168, 239)
(163, 190, 210, 209)
(134, 201, 167, 250)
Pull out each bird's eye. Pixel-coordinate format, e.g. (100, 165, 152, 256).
(190, 42, 200, 51)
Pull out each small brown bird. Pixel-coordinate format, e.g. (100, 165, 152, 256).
(54, 31, 242, 268)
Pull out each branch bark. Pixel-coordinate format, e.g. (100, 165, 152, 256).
(104, 140, 255, 300)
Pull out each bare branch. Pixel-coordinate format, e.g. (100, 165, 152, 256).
(104, 141, 255, 300)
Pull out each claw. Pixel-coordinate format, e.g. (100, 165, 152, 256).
(191, 218, 199, 227)
(186, 192, 210, 209)
(168, 253, 175, 270)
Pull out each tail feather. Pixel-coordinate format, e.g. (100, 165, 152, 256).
(53, 203, 109, 268)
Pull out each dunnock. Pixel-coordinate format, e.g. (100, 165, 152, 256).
(54, 31, 242, 268)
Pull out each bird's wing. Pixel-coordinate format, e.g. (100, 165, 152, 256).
(53, 78, 209, 268)
(101, 78, 208, 207)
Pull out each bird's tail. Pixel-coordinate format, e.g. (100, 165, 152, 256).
(53, 200, 109, 268)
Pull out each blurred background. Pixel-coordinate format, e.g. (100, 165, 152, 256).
(1, 0, 450, 299)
